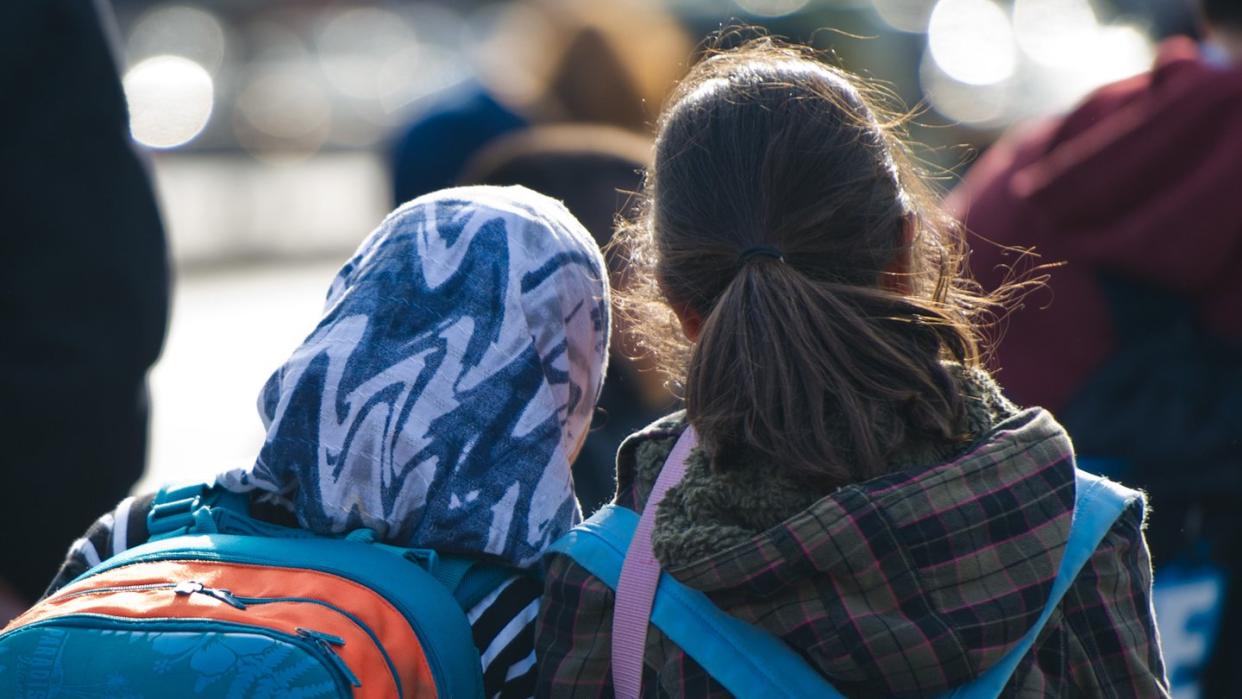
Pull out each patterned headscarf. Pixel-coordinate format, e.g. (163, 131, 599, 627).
(216, 186, 610, 568)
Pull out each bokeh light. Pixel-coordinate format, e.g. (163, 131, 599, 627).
(375, 5, 470, 117)
(920, 51, 1011, 126)
(315, 7, 417, 101)
(377, 44, 468, 115)
(871, 0, 937, 33)
(1012, 0, 1099, 68)
(128, 4, 228, 73)
(735, 0, 811, 18)
(123, 55, 214, 149)
(1028, 23, 1154, 116)
(464, 1, 551, 104)
(927, 0, 1016, 85)
(233, 63, 332, 160)
(244, 19, 311, 62)
(1082, 24, 1155, 85)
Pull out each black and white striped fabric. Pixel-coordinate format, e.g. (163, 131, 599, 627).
(47, 494, 542, 698)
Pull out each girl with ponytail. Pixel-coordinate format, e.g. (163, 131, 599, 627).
(537, 38, 1167, 697)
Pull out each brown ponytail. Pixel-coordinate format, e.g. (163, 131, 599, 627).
(615, 38, 996, 486)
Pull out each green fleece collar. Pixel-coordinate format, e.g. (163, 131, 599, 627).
(616, 364, 1019, 568)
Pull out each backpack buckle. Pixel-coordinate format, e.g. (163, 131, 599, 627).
(148, 482, 212, 541)
(402, 548, 440, 571)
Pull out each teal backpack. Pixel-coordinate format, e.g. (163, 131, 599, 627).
(0, 483, 516, 698)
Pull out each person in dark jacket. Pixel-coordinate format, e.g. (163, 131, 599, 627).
(0, 0, 169, 608)
(536, 39, 1168, 697)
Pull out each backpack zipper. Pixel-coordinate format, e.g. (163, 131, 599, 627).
(236, 595, 402, 696)
(57, 580, 247, 610)
(172, 580, 247, 609)
(297, 627, 362, 687)
(2, 614, 356, 694)
(73, 553, 463, 697)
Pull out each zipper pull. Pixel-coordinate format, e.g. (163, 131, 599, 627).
(297, 628, 361, 688)
(172, 580, 247, 610)
(201, 585, 247, 609)
(297, 628, 345, 646)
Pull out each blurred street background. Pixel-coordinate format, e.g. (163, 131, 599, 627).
(116, 0, 1182, 490)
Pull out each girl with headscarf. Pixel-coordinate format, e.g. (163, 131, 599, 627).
(43, 185, 611, 696)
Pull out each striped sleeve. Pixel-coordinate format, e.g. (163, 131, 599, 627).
(44, 493, 154, 598)
(468, 572, 543, 698)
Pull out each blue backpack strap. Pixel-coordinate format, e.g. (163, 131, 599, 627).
(453, 563, 521, 610)
(546, 470, 1138, 699)
(154, 486, 514, 608)
(547, 504, 847, 698)
(401, 553, 519, 610)
(396, 549, 501, 608)
(360, 539, 517, 610)
(370, 544, 468, 590)
(149, 482, 320, 542)
(423, 553, 474, 592)
(148, 482, 227, 541)
(938, 469, 1138, 698)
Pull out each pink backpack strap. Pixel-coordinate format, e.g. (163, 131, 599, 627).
(611, 426, 699, 699)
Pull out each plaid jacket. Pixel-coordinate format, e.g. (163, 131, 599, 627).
(536, 409, 1168, 697)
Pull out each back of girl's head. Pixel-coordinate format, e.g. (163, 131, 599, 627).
(618, 38, 987, 486)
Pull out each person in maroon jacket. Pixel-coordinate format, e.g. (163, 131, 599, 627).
(948, 1, 1242, 693)
(948, 15, 1242, 417)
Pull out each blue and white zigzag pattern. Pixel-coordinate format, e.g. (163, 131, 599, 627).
(217, 186, 609, 568)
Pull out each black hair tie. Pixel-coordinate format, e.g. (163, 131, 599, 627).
(737, 245, 785, 265)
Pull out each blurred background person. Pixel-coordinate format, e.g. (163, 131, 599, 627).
(461, 124, 678, 514)
(0, 0, 169, 614)
(97, 0, 1187, 501)
(948, 0, 1242, 694)
(389, 0, 691, 206)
